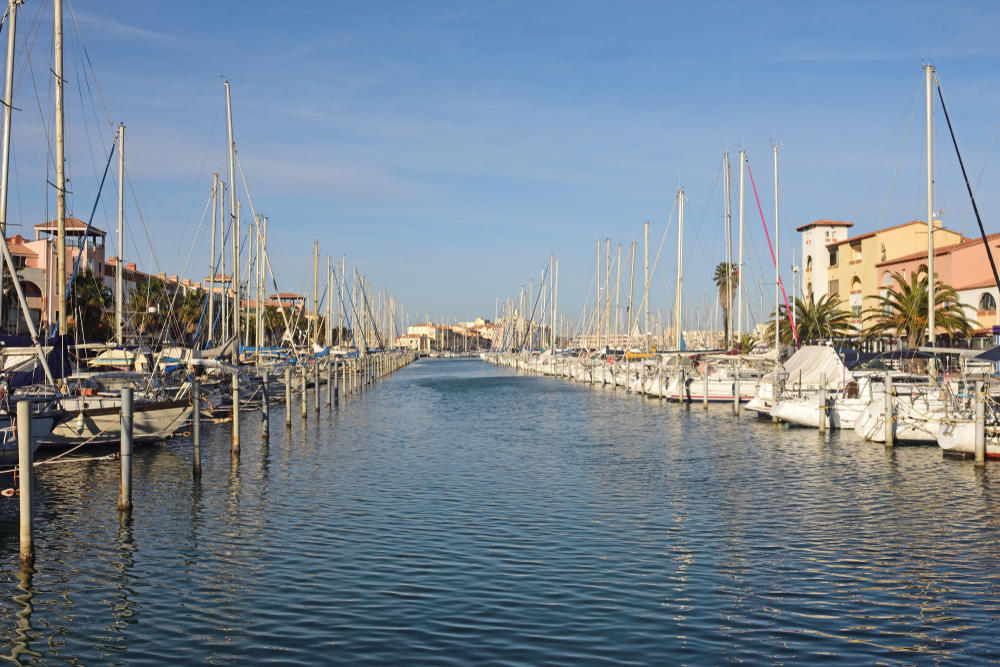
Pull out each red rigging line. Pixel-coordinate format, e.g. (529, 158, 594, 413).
(746, 160, 799, 346)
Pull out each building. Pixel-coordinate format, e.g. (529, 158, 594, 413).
(877, 233, 1000, 347)
(800, 219, 965, 329)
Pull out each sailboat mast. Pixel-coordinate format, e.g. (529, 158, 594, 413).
(925, 63, 936, 352)
(208, 172, 218, 344)
(0, 0, 17, 332)
(737, 150, 745, 345)
(676, 190, 684, 350)
(326, 255, 332, 348)
(724, 152, 733, 348)
(554, 258, 559, 349)
(644, 221, 650, 349)
(313, 240, 319, 347)
(225, 81, 238, 363)
(116, 123, 124, 346)
(55, 0, 67, 335)
(773, 145, 780, 353)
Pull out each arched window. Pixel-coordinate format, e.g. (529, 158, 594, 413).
(980, 292, 996, 312)
(806, 255, 812, 272)
(850, 276, 863, 317)
(917, 264, 928, 276)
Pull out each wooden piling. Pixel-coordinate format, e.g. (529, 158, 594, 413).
(192, 375, 202, 478)
(975, 380, 986, 467)
(119, 387, 134, 513)
(232, 372, 240, 453)
(702, 363, 709, 410)
(818, 372, 826, 434)
(261, 370, 270, 439)
(284, 366, 292, 427)
(301, 368, 308, 419)
(16, 400, 34, 566)
(326, 360, 333, 407)
(733, 366, 740, 416)
(883, 375, 893, 448)
(314, 362, 320, 413)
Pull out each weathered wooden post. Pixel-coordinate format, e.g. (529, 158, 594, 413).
(702, 362, 709, 410)
(883, 375, 894, 448)
(975, 380, 986, 467)
(119, 387, 134, 513)
(16, 400, 34, 566)
(818, 372, 827, 434)
(261, 370, 270, 439)
(733, 366, 740, 416)
(192, 375, 202, 478)
(326, 360, 333, 407)
(314, 362, 320, 413)
(284, 366, 292, 427)
(340, 360, 346, 402)
(301, 367, 308, 419)
(232, 372, 240, 453)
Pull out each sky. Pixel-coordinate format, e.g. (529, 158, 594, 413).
(6, 1, 1000, 333)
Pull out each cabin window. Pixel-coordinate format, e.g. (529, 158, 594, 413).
(980, 292, 996, 313)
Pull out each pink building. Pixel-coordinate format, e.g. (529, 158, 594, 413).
(876, 233, 1000, 344)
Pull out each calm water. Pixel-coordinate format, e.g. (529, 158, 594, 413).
(0, 358, 999, 664)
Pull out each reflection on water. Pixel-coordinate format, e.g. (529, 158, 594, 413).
(0, 358, 997, 663)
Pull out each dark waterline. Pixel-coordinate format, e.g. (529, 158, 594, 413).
(0, 358, 999, 664)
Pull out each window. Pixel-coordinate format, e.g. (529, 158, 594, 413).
(828, 279, 839, 295)
(980, 293, 996, 312)
(850, 277, 862, 317)
(829, 247, 838, 266)
(850, 242, 862, 263)
(806, 256, 812, 272)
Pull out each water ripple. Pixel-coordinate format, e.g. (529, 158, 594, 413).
(0, 359, 997, 663)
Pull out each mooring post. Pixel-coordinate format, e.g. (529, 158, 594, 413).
(232, 372, 241, 453)
(301, 368, 308, 419)
(702, 362, 709, 410)
(261, 370, 270, 440)
(119, 387, 134, 514)
(314, 362, 320, 413)
(334, 361, 340, 406)
(818, 372, 827, 434)
(192, 375, 202, 478)
(883, 375, 894, 448)
(16, 400, 34, 566)
(326, 360, 333, 407)
(284, 366, 292, 427)
(340, 360, 346, 402)
(975, 380, 986, 467)
(733, 366, 740, 416)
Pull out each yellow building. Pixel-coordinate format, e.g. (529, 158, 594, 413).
(800, 219, 964, 329)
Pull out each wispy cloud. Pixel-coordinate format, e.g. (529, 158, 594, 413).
(69, 10, 186, 49)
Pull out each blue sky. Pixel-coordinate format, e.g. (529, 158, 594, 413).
(7, 1, 1000, 332)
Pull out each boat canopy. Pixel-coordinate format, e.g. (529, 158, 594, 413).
(773, 345, 854, 389)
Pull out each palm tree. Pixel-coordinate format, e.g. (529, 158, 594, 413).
(68, 269, 112, 341)
(861, 271, 973, 348)
(713, 262, 738, 346)
(769, 293, 853, 346)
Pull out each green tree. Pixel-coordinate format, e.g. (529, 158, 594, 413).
(769, 293, 853, 346)
(713, 262, 739, 346)
(68, 269, 112, 341)
(176, 288, 207, 341)
(127, 277, 172, 336)
(861, 271, 973, 348)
